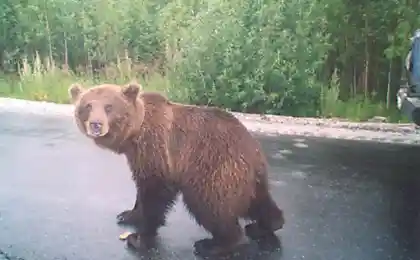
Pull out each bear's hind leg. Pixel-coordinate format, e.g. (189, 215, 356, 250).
(182, 193, 248, 256)
(245, 193, 285, 240)
(193, 217, 248, 256)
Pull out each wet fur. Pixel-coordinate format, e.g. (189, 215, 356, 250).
(69, 82, 284, 255)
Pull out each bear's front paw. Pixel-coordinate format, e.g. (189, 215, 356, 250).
(126, 233, 157, 251)
(117, 209, 142, 226)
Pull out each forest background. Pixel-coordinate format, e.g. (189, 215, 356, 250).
(0, 0, 419, 122)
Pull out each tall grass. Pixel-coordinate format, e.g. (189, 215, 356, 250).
(0, 0, 410, 123)
(320, 69, 409, 123)
(0, 52, 170, 104)
(0, 57, 408, 124)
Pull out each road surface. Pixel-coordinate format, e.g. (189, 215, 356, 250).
(0, 111, 419, 260)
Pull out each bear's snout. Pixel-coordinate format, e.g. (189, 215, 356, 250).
(86, 120, 107, 137)
(90, 121, 102, 131)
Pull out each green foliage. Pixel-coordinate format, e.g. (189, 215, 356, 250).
(0, 0, 418, 123)
(166, 0, 330, 117)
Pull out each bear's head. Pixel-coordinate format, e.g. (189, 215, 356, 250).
(68, 82, 145, 148)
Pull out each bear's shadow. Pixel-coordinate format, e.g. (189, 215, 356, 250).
(126, 234, 282, 260)
(195, 234, 283, 260)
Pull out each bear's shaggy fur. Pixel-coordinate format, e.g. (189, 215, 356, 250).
(68, 82, 284, 255)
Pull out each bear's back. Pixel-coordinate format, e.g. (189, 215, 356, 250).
(169, 103, 266, 176)
(133, 92, 267, 186)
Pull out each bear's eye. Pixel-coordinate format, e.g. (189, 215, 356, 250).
(78, 103, 91, 117)
(104, 104, 113, 113)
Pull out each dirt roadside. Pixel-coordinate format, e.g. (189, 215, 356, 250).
(1, 97, 419, 145)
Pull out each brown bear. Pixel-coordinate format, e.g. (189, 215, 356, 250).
(68, 81, 284, 256)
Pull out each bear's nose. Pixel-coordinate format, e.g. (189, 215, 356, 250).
(89, 121, 103, 132)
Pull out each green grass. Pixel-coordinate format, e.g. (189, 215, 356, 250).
(321, 95, 410, 123)
(0, 55, 410, 124)
(0, 54, 171, 104)
(0, 72, 170, 104)
(319, 70, 410, 124)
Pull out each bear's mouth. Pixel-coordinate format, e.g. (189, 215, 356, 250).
(85, 121, 108, 138)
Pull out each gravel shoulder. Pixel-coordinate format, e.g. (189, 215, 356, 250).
(1, 97, 419, 145)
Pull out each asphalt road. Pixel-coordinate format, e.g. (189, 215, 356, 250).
(0, 111, 420, 260)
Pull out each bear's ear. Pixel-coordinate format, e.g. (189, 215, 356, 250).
(122, 82, 142, 103)
(68, 83, 85, 103)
